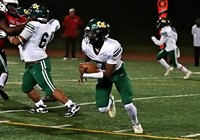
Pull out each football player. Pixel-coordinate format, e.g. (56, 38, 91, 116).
(79, 18, 143, 133)
(0, 0, 25, 100)
(6, 4, 80, 117)
(151, 18, 192, 79)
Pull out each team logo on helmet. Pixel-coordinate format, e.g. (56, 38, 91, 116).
(84, 18, 110, 45)
(29, 3, 49, 22)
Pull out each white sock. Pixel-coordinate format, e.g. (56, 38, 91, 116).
(124, 103, 139, 125)
(64, 99, 73, 107)
(176, 64, 189, 73)
(158, 59, 170, 69)
(0, 73, 8, 87)
(35, 100, 45, 107)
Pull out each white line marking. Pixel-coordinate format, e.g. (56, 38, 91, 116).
(0, 120, 10, 123)
(182, 133, 200, 138)
(113, 129, 133, 132)
(7, 75, 192, 85)
(191, 72, 200, 75)
(7, 62, 19, 65)
(49, 124, 73, 128)
(0, 94, 199, 114)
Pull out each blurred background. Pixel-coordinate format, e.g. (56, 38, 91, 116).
(16, 0, 200, 55)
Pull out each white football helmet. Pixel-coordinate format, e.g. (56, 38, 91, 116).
(3, 0, 18, 6)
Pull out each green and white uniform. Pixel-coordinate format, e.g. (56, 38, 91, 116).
(19, 19, 60, 95)
(152, 26, 179, 66)
(152, 26, 190, 76)
(81, 38, 133, 107)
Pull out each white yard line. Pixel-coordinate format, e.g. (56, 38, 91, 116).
(0, 93, 199, 114)
(182, 133, 200, 138)
(49, 124, 73, 128)
(191, 72, 200, 75)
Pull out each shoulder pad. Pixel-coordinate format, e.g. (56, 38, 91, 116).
(160, 26, 172, 36)
(48, 19, 60, 31)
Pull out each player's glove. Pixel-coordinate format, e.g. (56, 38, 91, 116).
(0, 30, 7, 38)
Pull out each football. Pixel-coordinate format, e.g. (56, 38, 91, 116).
(79, 62, 100, 73)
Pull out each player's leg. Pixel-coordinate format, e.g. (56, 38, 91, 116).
(33, 58, 80, 117)
(71, 37, 77, 60)
(0, 51, 9, 100)
(157, 49, 173, 76)
(169, 50, 192, 79)
(114, 64, 143, 133)
(22, 65, 48, 113)
(63, 37, 70, 60)
(95, 79, 114, 115)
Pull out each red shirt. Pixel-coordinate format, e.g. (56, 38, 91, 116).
(62, 15, 83, 37)
(0, 12, 26, 49)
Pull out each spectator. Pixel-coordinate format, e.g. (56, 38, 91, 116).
(62, 8, 83, 60)
(191, 18, 200, 66)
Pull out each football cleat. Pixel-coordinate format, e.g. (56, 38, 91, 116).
(0, 86, 9, 100)
(108, 94, 116, 118)
(183, 71, 192, 79)
(164, 67, 174, 76)
(132, 123, 143, 133)
(65, 104, 80, 117)
(29, 105, 48, 113)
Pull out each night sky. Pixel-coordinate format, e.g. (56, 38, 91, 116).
(18, 0, 200, 47)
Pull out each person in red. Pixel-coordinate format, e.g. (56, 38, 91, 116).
(62, 8, 83, 60)
(0, 0, 25, 100)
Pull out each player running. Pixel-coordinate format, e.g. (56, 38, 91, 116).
(79, 18, 143, 133)
(6, 4, 80, 117)
(151, 18, 192, 79)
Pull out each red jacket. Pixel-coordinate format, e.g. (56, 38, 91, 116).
(62, 15, 83, 37)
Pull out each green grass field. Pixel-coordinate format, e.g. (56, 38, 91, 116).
(0, 55, 200, 140)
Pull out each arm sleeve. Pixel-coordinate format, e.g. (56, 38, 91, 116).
(107, 43, 123, 64)
(48, 19, 60, 31)
(20, 22, 35, 40)
(191, 26, 195, 35)
(151, 35, 167, 46)
(83, 72, 103, 79)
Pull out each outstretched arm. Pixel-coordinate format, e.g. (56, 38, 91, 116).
(151, 35, 167, 46)
(7, 35, 25, 45)
(0, 19, 25, 35)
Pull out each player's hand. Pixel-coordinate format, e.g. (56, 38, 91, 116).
(78, 65, 87, 83)
(151, 36, 156, 42)
(78, 74, 87, 84)
(0, 30, 7, 38)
